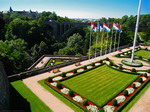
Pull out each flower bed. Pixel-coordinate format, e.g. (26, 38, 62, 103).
(44, 58, 150, 112)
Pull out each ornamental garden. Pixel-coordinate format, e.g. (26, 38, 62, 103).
(40, 46, 150, 112)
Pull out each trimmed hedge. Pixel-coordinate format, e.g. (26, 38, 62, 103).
(81, 99, 89, 106)
(123, 90, 129, 96)
(112, 99, 118, 106)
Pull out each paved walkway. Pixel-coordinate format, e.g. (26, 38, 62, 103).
(23, 46, 150, 112)
(129, 87, 150, 112)
(35, 57, 50, 68)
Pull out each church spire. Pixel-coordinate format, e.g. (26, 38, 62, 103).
(9, 6, 13, 12)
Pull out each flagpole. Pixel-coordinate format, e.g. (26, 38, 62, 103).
(114, 31, 118, 52)
(117, 32, 121, 51)
(109, 29, 114, 53)
(89, 28, 92, 59)
(131, 0, 142, 62)
(95, 31, 98, 58)
(105, 32, 109, 54)
(100, 31, 104, 56)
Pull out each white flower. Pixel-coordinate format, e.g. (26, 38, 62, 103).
(141, 77, 147, 81)
(95, 63, 100, 66)
(133, 82, 141, 87)
(60, 88, 69, 94)
(87, 65, 93, 69)
(115, 95, 126, 103)
(52, 76, 62, 81)
(137, 71, 147, 74)
(73, 96, 83, 102)
(147, 73, 150, 76)
(77, 68, 84, 72)
(123, 69, 130, 72)
(66, 72, 74, 76)
(103, 105, 115, 112)
(105, 61, 110, 65)
(126, 88, 134, 94)
(50, 82, 57, 87)
(87, 105, 98, 112)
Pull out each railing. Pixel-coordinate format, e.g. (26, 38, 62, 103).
(8, 44, 131, 81)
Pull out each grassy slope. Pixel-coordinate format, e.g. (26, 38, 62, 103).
(135, 50, 150, 59)
(38, 80, 83, 112)
(122, 82, 150, 112)
(62, 65, 139, 107)
(11, 80, 52, 112)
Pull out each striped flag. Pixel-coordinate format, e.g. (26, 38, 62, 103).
(103, 23, 110, 33)
(113, 23, 122, 33)
(97, 22, 103, 32)
(91, 22, 97, 32)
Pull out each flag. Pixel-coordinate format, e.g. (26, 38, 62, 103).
(113, 23, 122, 33)
(91, 22, 97, 32)
(103, 23, 110, 33)
(97, 22, 103, 32)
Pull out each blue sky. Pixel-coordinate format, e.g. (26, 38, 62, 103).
(0, 0, 150, 19)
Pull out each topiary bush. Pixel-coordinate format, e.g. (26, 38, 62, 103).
(148, 69, 150, 73)
(92, 63, 95, 66)
(131, 68, 136, 72)
(138, 77, 143, 83)
(81, 99, 88, 106)
(106, 57, 109, 61)
(56, 83, 63, 89)
(83, 65, 87, 69)
(48, 77, 53, 82)
(99, 60, 103, 63)
(148, 58, 150, 61)
(123, 90, 129, 96)
(109, 61, 113, 66)
(139, 56, 142, 59)
(112, 99, 118, 106)
(73, 69, 77, 73)
(132, 83, 136, 88)
(119, 65, 122, 70)
(61, 72, 66, 77)
(144, 73, 148, 78)
(99, 108, 104, 112)
(68, 90, 75, 97)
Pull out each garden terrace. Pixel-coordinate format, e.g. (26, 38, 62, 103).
(60, 65, 139, 107)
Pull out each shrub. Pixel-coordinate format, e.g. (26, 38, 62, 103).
(148, 58, 150, 61)
(61, 72, 66, 77)
(145, 48, 148, 50)
(99, 60, 103, 63)
(91, 63, 95, 66)
(138, 77, 143, 83)
(73, 69, 77, 73)
(99, 108, 104, 112)
(68, 90, 75, 97)
(82, 99, 88, 106)
(123, 90, 129, 96)
(83, 65, 87, 69)
(132, 83, 136, 88)
(109, 61, 113, 66)
(144, 73, 148, 78)
(148, 69, 150, 73)
(119, 65, 122, 70)
(48, 77, 53, 82)
(112, 99, 118, 106)
(56, 83, 63, 89)
(139, 56, 142, 59)
(106, 57, 109, 61)
(131, 68, 136, 72)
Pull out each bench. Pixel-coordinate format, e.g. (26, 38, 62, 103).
(75, 62, 81, 66)
(52, 68, 60, 73)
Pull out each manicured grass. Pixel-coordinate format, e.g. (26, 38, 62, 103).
(122, 82, 150, 112)
(38, 80, 83, 112)
(45, 59, 63, 67)
(135, 50, 150, 59)
(11, 80, 52, 112)
(61, 65, 139, 107)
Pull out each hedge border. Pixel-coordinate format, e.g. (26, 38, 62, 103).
(121, 60, 143, 67)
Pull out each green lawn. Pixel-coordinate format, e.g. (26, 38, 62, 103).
(135, 50, 150, 59)
(38, 80, 83, 112)
(122, 82, 150, 112)
(61, 65, 139, 107)
(11, 80, 52, 112)
(45, 59, 63, 67)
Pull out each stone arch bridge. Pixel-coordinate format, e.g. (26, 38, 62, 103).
(46, 21, 90, 41)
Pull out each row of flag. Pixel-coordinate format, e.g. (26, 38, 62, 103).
(91, 22, 122, 33)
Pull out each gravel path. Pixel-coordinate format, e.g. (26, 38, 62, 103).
(129, 87, 150, 112)
(23, 46, 150, 112)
